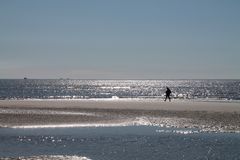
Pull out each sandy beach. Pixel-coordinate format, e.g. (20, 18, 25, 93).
(0, 99, 240, 132)
(1, 100, 240, 159)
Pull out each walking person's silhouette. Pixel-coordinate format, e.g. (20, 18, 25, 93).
(164, 87, 171, 102)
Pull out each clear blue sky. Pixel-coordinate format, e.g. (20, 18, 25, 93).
(0, 0, 240, 79)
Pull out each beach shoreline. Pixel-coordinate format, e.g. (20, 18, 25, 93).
(1, 99, 240, 111)
(0, 99, 240, 132)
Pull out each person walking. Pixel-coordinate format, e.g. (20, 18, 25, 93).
(164, 87, 171, 102)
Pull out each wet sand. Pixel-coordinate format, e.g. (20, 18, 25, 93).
(0, 99, 240, 132)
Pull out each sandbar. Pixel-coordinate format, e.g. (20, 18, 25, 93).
(0, 99, 240, 132)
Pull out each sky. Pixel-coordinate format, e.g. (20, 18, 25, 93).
(0, 0, 240, 79)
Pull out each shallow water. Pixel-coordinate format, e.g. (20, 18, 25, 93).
(1, 126, 240, 160)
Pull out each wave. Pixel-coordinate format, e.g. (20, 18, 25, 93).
(1, 79, 240, 101)
(9, 117, 152, 129)
(2, 97, 240, 104)
(5, 115, 240, 133)
(1, 155, 92, 160)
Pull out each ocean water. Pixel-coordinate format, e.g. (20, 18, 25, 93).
(1, 126, 240, 160)
(1, 80, 240, 159)
(0, 79, 239, 101)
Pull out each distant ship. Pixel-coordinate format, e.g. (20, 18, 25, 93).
(24, 77, 28, 80)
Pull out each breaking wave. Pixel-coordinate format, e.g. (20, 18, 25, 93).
(1, 155, 91, 160)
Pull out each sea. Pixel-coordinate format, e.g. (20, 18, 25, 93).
(0, 79, 240, 101)
(1, 79, 240, 160)
(1, 126, 240, 160)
